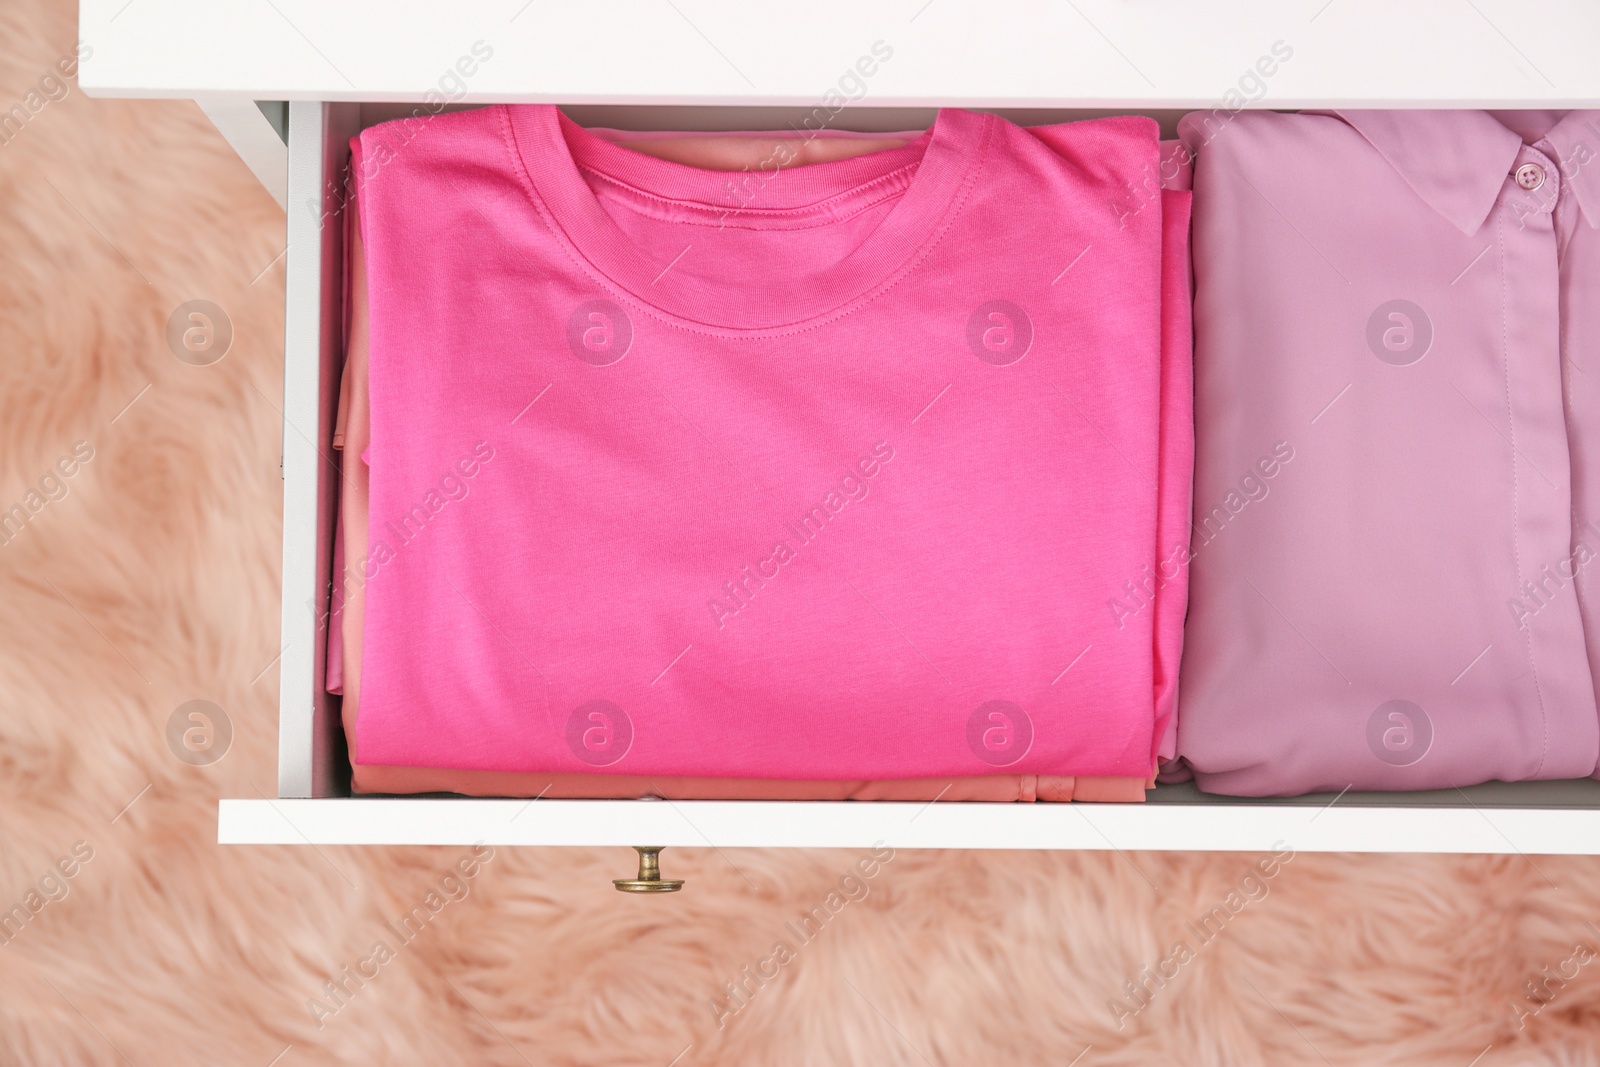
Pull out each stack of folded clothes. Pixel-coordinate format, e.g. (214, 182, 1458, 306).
(326, 105, 1600, 801)
(325, 105, 1195, 800)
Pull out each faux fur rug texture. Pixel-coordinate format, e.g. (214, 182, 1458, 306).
(4, 2, 1600, 1063)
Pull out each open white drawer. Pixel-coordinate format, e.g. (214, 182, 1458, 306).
(197, 100, 1600, 859)
(75, 0, 1600, 858)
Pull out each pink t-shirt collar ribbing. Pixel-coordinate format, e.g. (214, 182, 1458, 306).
(502, 104, 992, 330)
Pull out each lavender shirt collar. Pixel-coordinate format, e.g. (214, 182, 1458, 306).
(1331, 109, 1600, 234)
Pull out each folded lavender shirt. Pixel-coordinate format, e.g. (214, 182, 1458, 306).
(1176, 109, 1600, 795)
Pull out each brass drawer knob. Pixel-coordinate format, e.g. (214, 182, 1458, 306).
(613, 846, 684, 893)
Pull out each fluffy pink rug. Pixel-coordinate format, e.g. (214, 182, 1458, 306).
(4, 2, 1600, 1062)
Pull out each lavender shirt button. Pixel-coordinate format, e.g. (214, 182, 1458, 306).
(1515, 162, 1546, 191)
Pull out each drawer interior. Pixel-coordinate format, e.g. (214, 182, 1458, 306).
(254, 100, 1600, 852)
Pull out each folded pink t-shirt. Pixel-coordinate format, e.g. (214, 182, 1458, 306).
(329, 125, 1179, 800)
(345, 105, 1189, 783)
(335, 201, 1137, 801)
